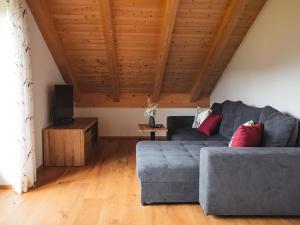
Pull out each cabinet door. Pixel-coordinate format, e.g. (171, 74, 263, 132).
(44, 130, 81, 166)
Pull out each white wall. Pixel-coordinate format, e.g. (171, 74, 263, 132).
(28, 9, 65, 167)
(75, 108, 198, 137)
(211, 0, 300, 118)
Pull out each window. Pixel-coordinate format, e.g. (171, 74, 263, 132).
(0, 1, 22, 185)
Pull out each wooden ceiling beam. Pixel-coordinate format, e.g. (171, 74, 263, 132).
(152, 0, 179, 102)
(26, 0, 81, 99)
(99, 0, 120, 102)
(76, 93, 209, 108)
(190, 0, 248, 102)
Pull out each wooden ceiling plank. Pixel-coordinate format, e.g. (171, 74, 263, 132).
(152, 0, 179, 102)
(26, 0, 81, 99)
(99, 0, 120, 102)
(190, 0, 248, 102)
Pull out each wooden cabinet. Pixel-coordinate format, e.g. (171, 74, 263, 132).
(43, 118, 98, 166)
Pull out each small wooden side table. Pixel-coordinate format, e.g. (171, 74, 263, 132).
(138, 124, 168, 140)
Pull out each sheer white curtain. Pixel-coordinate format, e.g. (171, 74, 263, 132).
(6, 0, 36, 193)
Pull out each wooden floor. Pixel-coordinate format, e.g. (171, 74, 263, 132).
(0, 138, 299, 225)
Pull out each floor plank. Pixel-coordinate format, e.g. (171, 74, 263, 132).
(0, 138, 299, 225)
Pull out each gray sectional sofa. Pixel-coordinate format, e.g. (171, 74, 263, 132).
(136, 100, 300, 215)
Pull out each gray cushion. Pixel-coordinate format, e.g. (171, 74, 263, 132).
(218, 101, 242, 139)
(259, 106, 298, 147)
(288, 120, 299, 147)
(169, 128, 228, 142)
(136, 141, 228, 183)
(211, 102, 223, 114)
(297, 121, 300, 147)
(219, 101, 263, 139)
(236, 102, 262, 128)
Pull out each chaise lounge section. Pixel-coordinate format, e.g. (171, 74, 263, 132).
(136, 140, 228, 204)
(136, 100, 300, 215)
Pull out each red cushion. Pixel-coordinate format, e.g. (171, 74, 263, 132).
(197, 114, 223, 136)
(230, 123, 263, 147)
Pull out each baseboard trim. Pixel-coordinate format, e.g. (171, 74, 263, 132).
(37, 165, 43, 173)
(0, 185, 12, 189)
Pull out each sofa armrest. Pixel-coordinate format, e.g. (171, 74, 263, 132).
(199, 147, 300, 215)
(167, 116, 194, 130)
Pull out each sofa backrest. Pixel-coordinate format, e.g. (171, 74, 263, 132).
(297, 121, 300, 147)
(167, 116, 194, 130)
(211, 102, 223, 114)
(218, 100, 263, 139)
(286, 118, 299, 147)
(215, 100, 300, 147)
(259, 106, 299, 147)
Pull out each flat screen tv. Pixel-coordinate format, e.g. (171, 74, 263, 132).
(52, 85, 74, 125)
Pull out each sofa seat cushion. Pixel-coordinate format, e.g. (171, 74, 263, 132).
(136, 141, 228, 183)
(168, 128, 228, 141)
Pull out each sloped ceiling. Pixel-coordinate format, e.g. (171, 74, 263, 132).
(27, 0, 267, 107)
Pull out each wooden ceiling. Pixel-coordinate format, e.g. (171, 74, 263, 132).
(27, 0, 266, 107)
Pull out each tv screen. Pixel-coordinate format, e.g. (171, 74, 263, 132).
(53, 85, 73, 124)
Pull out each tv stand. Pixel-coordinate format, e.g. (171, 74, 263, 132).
(43, 118, 98, 166)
